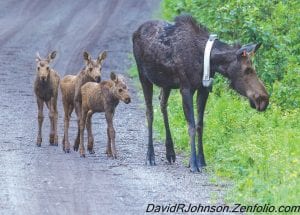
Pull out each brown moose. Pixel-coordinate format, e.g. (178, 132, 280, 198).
(133, 15, 269, 172)
(34, 51, 60, 147)
(60, 51, 107, 153)
(79, 72, 131, 158)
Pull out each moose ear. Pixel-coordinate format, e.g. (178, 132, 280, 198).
(36, 52, 41, 62)
(254, 42, 262, 53)
(48, 51, 57, 62)
(97, 51, 107, 64)
(236, 48, 247, 60)
(110, 72, 117, 82)
(83, 51, 91, 64)
(237, 43, 262, 59)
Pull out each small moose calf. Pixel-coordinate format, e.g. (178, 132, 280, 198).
(34, 51, 60, 146)
(60, 51, 107, 153)
(79, 72, 131, 158)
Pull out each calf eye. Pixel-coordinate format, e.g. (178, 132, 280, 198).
(46, 66, 50, 71)
(89, 68, 93, 72)
(37, 67, 40, 71)
(118, 89, 123, 93)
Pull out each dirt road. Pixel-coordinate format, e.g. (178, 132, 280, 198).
(0, 1, 226, 214)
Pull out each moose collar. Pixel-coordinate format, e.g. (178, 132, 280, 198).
(203, 34, 218, 88)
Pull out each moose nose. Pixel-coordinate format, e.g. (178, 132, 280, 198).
(125, 97, 131, 104)
(254, 94, 269, 112)
(41, 77, 46, 82)
(95, 76, 101, 83)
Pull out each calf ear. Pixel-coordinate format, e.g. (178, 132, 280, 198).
(36, 52, 41, 62)
(47, 51, 57, 62)
(83, 51, 91, 64)
(110, 72, 117, 82)
(97, 51, 107, 65)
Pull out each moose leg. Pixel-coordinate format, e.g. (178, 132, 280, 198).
(52, 99, 59, 146)
(74, 101, 81, 151)
(160, 88, 176, 163)
(36, 98, 44, 147)
(48, 99, 58, 146)
(196, 88, 209, 168)
(79, 110, 87, 157)
(106, 126, 112, 157)
(105, 111, 116, 159)
(46, 101, 55, 145)
(86, 110, 95, 154)
(180, 87, 198, 172)
(63, 102, 73, 153)
(138, 71, 155, 165)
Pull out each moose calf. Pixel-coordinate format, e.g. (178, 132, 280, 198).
(79, 72, 131, 158)
(34, 51, 60, 146)
(60, 51, 107, 153)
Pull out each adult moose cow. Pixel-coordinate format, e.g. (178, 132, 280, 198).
(132, 15, 269, 172)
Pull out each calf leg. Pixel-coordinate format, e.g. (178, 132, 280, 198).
(79, 110, 87, 157)
(196, 88, 209, 168)
(138, 70, 155, 165)
(106, 127, 112, 157)
(86, 110, 95, 154)
(52, 100, 58, 146)
(73, 101, 81, 151)
(105, 111, 116, 159)
(48, 99, 58, 146)
(46, 101, 54, 144)
(36, 98, 44, 147)
(180, 87, 198, 172)
(160, 88, 176, 163)
(63, 102, 73, 153)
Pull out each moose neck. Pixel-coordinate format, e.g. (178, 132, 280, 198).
(210, 40, 237, 78)
(78, 68, 93, 83)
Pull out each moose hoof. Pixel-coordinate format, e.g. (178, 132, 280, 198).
(64, 148, 70, 153)
(190, 165, 200, 173)
(49, 136, 54, 144)
(146, 154, 156, 166)
(197, 159, 206, 170)
(106, 148, 112, 156)
(189, 160, 200, 173)
(36, 143, 41, 147)
(50, 142, 58, 146)
(73, 145, 79, 152)
(80, 153, 85, 158)
(166, 153, 176, 164)
(88, 149, 95, 154)
(36, 137, 42, 146)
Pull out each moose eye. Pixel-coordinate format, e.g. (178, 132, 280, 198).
(118, 89, 123, 93)
(89, 68, 93, 72)
(46, 66, 50, 71)
(37, 67, 40, 71)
